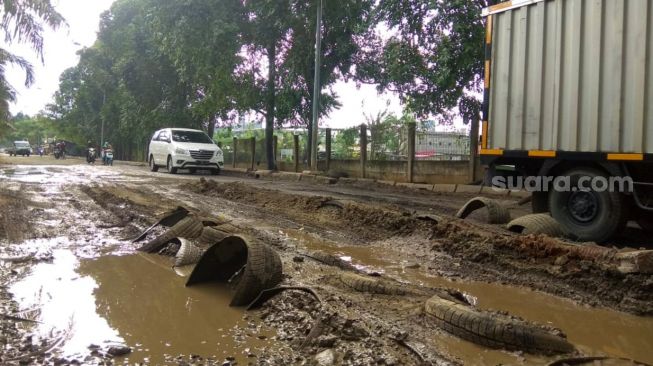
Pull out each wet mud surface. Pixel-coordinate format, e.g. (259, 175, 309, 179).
(1, 155, 652, 365)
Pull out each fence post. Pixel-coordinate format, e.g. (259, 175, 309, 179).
(469, 118, 480, 183)
(273, 135, 278, 168)
(293, 134, 300, 173)
(250, 137, 256, 171)
(325, 128, 332, 172)
(232, 137, 237, 168)
(407, 122, 416, 183)
(360, 124, 367, 179)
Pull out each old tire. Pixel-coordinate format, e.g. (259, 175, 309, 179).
(149, 155, 158, 172)
(174, 239, 205, 267)
(167, 156, 178, 174)
(548, 168, 626, 243)
(230, 239, 283, 306)
(425, 296, 574, 354)
(197, 226, 229, 246)
(337, 272, 425, 296)
(507, 214, 564, 237)
(137, 216, 203, 253)
(456, 197, 511, 224)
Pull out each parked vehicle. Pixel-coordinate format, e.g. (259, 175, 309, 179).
(481, 0, 653, 242)
(87, 148, 96, 164)
(8, 141, 31, 157)
(148, 128, 224, 175)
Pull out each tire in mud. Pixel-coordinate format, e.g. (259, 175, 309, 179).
(424, 296, 574, 354)
(456, 197, 511, 224)
(507, 214, 564, 237)
(138, 216, 203, 253)
(230, 238, 283, 306)
(197, 226, 229, 246)
(303, 251, 358, 271)
(174, 239, 205, 267)
(337, 272, 426, 296)
(186, 236, 283, 307)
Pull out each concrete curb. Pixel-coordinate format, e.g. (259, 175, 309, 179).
(219, 167, 529, 199)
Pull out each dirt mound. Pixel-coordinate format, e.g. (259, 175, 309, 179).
(431, 219, 653, 315)
(186, 179, 431, 241)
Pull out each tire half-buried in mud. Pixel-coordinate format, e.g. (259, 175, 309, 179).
(424, 296, 574, 354)
(507, 214, 564, 237)
(186, 236, 283, 306)
(138, 216, 204, 253)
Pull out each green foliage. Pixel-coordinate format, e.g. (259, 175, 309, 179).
(333, 127, 359, 159)
(357, 0, 505, 123)
(0, 0, 64, 131)
(0, 113, 57, 147)
(45, 0, 498, 160)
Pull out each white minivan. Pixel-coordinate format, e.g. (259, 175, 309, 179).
(148, 128, 224, 175)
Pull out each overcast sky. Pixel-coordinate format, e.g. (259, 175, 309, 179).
(5, 0, 405, 129)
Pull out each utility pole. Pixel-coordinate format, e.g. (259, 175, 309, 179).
(100, 91, 106, 147)
(310, 0, 323, 171)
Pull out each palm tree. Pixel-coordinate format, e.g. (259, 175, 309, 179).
(0, 0, 64, 131)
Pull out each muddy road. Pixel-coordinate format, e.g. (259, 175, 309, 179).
(0, 155, 652, 365)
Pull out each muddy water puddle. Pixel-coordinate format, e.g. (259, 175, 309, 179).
(11, 250, 272, 364)
(282, 228, 653, 365)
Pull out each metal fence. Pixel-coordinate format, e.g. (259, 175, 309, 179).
(220, 125, 473, 171)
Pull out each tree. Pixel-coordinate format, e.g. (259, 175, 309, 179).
(0, 0, 64, 133)
(357, 0, 505, 123)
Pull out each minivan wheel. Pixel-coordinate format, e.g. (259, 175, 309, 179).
(211, 168, 220, 175)
(167, 156, 178, 174)
(548, 168, 626, 243)
(149, 155, 159, 172)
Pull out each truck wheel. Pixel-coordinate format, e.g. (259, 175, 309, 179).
(548, 168, 626, 243)
(149, 155, 158, 172)
(167, 156, 178, 174)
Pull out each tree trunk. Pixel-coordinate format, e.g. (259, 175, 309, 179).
(265, 40, 277, 170)
(207, 115, 216, 141)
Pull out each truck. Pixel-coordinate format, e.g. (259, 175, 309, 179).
(8, 141, 32, 157)
(481, 0, 653, 243)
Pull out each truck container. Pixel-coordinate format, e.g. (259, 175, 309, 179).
(481, 0, 653, 242)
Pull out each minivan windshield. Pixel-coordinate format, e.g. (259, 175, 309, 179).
(171, 130, 213, 144)
(14, 142, 29, 148)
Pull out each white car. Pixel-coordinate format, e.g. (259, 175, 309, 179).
(148, 128, 224, 174)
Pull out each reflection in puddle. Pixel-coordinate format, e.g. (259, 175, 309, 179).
(283, 228, 653, 365)
(11, 250, 271, 364)
(10, 250, 122, 360)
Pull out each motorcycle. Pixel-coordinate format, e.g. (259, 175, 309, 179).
(103, 148, 114, 166)
(87, 148, 96, 164)
(54, 147, 62, 159)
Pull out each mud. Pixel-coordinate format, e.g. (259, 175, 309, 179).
(1, 156, 652, 365)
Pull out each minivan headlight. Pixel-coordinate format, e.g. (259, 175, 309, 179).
(215, 150, 223, 158)
(175, 148, 189, 155)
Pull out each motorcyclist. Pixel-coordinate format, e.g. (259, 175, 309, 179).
(87, 140, 96, 163)
(102, 142, 113, 164)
